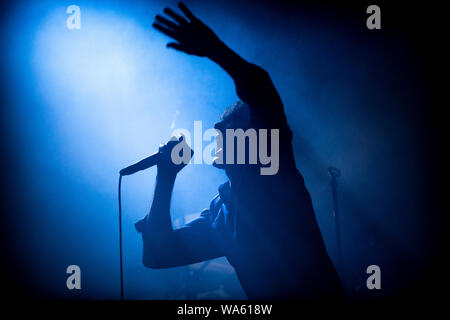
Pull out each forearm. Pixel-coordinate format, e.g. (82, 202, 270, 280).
(152, 2, 277, 107)
(142, 171, 176, 235)
(208, 41, 251, 82)
(208, 40, 282, 116)
(138, 171, 178, 268)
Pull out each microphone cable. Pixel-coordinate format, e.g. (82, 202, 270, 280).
(116, 137, 183, 300)
(118, 174, 124, 300)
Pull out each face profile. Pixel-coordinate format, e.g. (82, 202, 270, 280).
(135, 2, 342, 300)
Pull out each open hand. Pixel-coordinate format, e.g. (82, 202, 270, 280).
(153, 2, 222, 57)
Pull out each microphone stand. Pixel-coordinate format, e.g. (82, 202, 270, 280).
(328, 166, 342, 271)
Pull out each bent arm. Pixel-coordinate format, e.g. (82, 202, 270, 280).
(136, 172, 223, 269)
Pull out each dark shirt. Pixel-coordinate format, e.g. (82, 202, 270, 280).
(136, 63, 342, 299)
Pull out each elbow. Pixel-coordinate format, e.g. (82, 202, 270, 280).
(142, 254, 165, 269)
(248, 64, 270, 81)
(140, 230, 175, 269)
(142, 247, 171, 269)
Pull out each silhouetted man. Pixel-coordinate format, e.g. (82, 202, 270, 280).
(136, 2, 342, 299)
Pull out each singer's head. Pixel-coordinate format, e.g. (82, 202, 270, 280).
(213, 101, 252, 175)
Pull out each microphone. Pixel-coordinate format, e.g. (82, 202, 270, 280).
(120, 151, 160, 176)
(120, 135, 188, 176)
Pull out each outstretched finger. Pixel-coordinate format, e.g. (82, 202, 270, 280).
(163, 7, 188, 25)
(153, 23, 177, 39)
(167, 42, 190, 54)
(178, 2, 196, 21)
(155, 15, 178, 30)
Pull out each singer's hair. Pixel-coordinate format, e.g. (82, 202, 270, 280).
(219, 101, 250, 129)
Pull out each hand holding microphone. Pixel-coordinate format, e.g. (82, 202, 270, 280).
(120, 135, 193, 177)
(157, 135, 193, 177)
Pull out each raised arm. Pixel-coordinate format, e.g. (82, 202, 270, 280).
(136, 137, 223, 268)
(152, 2, 288, 128)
